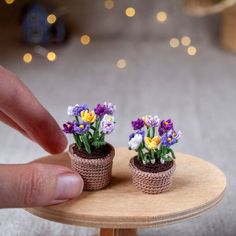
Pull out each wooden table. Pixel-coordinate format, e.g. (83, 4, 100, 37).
(26, 148, 226, 236)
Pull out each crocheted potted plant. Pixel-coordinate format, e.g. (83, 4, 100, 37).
(63, 102, 116, 191)
(128, 116, 181, 194)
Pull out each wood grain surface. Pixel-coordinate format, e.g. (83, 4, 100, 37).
(26, 148, 226, 229)
(99, 228, 136, 236)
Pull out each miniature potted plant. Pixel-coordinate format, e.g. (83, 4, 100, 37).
(63, 102, 116, 191)
(128, 115, 181, 194)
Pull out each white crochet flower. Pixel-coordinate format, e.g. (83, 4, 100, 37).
(102, 114, 115, 123)
(128, 133, 143, 150)
(67, 106, 74, 116)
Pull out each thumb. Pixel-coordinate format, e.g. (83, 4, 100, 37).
(0, 163, 84, 208)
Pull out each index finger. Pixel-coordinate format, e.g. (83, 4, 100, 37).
(0, 66, 67, 154)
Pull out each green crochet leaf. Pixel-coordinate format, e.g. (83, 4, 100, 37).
(91, 140, 105, 149)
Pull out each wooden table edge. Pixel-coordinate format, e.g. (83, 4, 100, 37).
(24, 149, 227, 229)
(25, 185, 226, 229)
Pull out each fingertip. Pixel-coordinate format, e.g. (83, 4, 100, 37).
(47, 132, 68, 154)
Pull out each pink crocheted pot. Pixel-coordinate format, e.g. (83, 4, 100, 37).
(129, 157, 176, 194)
(68, 143, 115, 191)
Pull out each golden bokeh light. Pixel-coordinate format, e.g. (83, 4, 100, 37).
(5, 0, 15, 4)
(169, 38, 180, 48)
(125, 7, 136, 17)
(47, 51, 57, 61)
(116, 59, 127, 69)
(23, 53, 32, 64)
(181, 36, 191, 46)
(104, 0, 114, 10)
(187, 46, 197, 56)
(156, 11, 167, 23)
(47, 14, 57, 24)
(80, 35, 91, 45)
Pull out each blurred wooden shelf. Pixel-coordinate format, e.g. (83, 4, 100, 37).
(25, 148, 226, 236)
(183, 0, 236, 16)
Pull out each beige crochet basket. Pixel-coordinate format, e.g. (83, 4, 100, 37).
(68, 143, 115, 191)
(129, 157, 176, 194)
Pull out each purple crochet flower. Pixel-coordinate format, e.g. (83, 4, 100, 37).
(94, 104, 108, 116)
(74, 122, 90, 135)
(143, 115, 160, 128)
(72, 104, 89, 116)
(63, 122, 75, 133)
(161, 129, 182, 147)
(158, 119, 173, 135)
(129, 130, 145, 141)
(131, 118, 145, 130)
(104, 102, 116, 115)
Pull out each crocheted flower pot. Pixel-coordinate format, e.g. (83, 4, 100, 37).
(68, 143, 115, 191)
(129, 156, 176, 194)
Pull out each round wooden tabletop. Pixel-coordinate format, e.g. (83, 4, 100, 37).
(26, 148, 226, 229)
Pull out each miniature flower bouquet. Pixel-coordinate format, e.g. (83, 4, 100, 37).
(63, 102, 116, 190)
(128, 115, 181, 194)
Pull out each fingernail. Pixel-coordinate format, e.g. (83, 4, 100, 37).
(54, 174, 84, 201)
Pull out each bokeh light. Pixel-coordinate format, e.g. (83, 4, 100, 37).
(80, 35, 91, 45)
(125, 7, 136, 17)
(5, 0, 15, 4)
(104, 0, 114, 10)
(47, 52, 57, 61)
(169, 38, 180, 48)
(23, 53, 32, 64)
(116, 59, 127, 69)
(187, 46, 197, 56)
(47, 14, 57, 24)
(156, 11, 167, 23)
(181, 36, 191, 46)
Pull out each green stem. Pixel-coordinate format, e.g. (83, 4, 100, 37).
(92, 119, 101, 140)
(73, 134, 82, 149)
(168, 148, 176, 159)
(81, 135, 91, 154)
(94, 119, 101, 134)
(147, 127, 150, 137)
(137, 148, 142, 161)
(87, 131, 93, 138)
(141, 141, 149, 153)
(154, 149, 158, 158)
(143, 152, 147, 164)
(96, 119, 101, 130)
(99, 132, 105, 142)
(152, 127, 155, 138)
(158, 143, 164, 159)
(150, 149, 155, 160)
(90, 126, 96, 131)
(137, 146, 144, 162)
(75, 116, 79, 122)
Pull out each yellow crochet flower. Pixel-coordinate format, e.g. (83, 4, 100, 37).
(81, 110, 96, 124)
(142, 115, 153, 127)
(142, 115, 148, 126)
(145, 136, 161, 150)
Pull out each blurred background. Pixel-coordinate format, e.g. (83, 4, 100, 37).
(0, 0, 236, 235)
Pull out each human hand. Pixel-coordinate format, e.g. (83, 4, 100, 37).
(0, 66, 84, 208)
